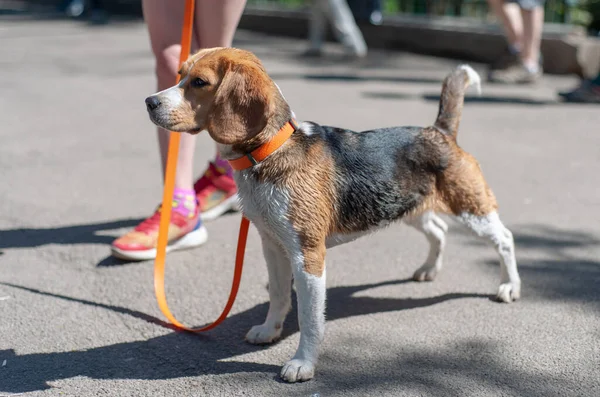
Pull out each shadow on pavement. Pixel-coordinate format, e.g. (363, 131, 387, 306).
(1, 0, 143, 25)
(444, 94, 552, 106)
(0, 218, 144, 250)
(0, 281, 176, 330)
(307, 338, 587, 397)
(1, 224, 598, 392)
(510, 224, 600, 252)
(499, 257, 600, 306)
(363, 91, 557, 105)
(360, 91, 561, 105)
(269, 73, 442, 85)
(0, 278, 489, 393)
(456, 224, 600, 307)
(95, 255, 141, 267)
(501, 225, 600, 306)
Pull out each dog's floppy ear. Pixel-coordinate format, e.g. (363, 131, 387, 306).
(206, 62, 274, 145)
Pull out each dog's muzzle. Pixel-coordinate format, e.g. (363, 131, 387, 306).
(145, 96, 161, 112)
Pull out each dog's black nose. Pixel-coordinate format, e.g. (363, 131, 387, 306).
(145, 96, 161, 111)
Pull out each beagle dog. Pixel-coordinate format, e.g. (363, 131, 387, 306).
(145, 48, 521, 383)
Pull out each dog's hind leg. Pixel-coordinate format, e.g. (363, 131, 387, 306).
(454, 211, 521, 303)
(246, 236, 292, 345)
(405, 211, 448, 282)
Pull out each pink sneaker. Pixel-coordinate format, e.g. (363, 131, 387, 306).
(194, 162, 239, 221)
(111, 205, 207, 261)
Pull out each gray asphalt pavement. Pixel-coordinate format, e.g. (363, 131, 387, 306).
(1, 16, 599, 397)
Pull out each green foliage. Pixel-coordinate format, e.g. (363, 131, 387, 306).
(569, 0, 600, 31)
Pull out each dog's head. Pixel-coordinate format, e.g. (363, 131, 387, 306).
(145, 48, 276, 145)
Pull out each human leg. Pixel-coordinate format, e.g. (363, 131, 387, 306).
(306, 0, 328, 55)
(519, 1, 544, 72)
(192, 0, 246, 221)
(111, 0, 206, 260)
(558, 70, 600, 103)
(324, 0, 367, 57)
(488, 0, 524, 52)
(489, 0, 544, 83)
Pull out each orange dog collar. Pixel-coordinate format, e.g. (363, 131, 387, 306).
(228, 119, 298, 171)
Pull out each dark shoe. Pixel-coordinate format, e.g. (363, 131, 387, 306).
(89, 9, 109, 25)
(558, 80, 600, 103)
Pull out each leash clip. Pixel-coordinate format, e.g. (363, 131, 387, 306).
(245, 153, 259, 166)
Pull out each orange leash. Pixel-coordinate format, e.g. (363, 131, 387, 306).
(153, 0, 248, 332)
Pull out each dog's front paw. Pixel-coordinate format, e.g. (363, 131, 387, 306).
(280, 359, 315, 383)
(496, 282, 521, 303)
(245, 324, 282, 345)
(412, 265, 438, 282)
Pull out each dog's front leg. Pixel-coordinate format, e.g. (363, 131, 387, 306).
(280, 243, 326, 383)
(246, 235, 292, 345)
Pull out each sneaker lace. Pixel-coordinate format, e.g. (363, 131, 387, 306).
(196, 183, 217, 204)
(135, 209, 163, 234)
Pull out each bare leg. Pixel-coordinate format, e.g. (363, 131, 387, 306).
(519, 5, 544, 71)
(142, 0, 246, 190)
(487, 0, 523, 50)
(194, 0, 246, 49)
(325, 0, 367, 56)
(406, 211, 448, 282)
(455, 211, 521, 302)
(142, 0, 198, 190)
(308, 0, 327, 53)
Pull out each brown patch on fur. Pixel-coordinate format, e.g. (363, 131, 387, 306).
(202, 54, 275, 144)
(256, 137, 336, 277)
(407, 129, 498, 218)
(438, 145, 499, 216)
(288, 140, 336, 277)
(301, 244, 327, 277)
(229, 94, 291, 156)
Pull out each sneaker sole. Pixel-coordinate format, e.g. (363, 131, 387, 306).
(201, 194, 240, 221)
(111, 225, 208, 261)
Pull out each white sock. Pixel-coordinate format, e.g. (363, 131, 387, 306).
(523, 61, 539, 74)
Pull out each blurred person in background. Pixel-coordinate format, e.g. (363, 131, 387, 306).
(487, 0, 545, 84)
(305, 0, 368, 58)
(61, 0, 109, 24)
(559, 69, 600, 103)
(347, 0, 383, 25)
(110, 0, 246, 261)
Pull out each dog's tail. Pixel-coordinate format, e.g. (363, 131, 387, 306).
(433, 64, 481, 139)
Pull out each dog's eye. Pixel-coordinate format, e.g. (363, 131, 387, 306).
(191, 78, 207, 88)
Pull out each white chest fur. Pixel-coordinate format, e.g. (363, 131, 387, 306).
(233, 171, 300, 256)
